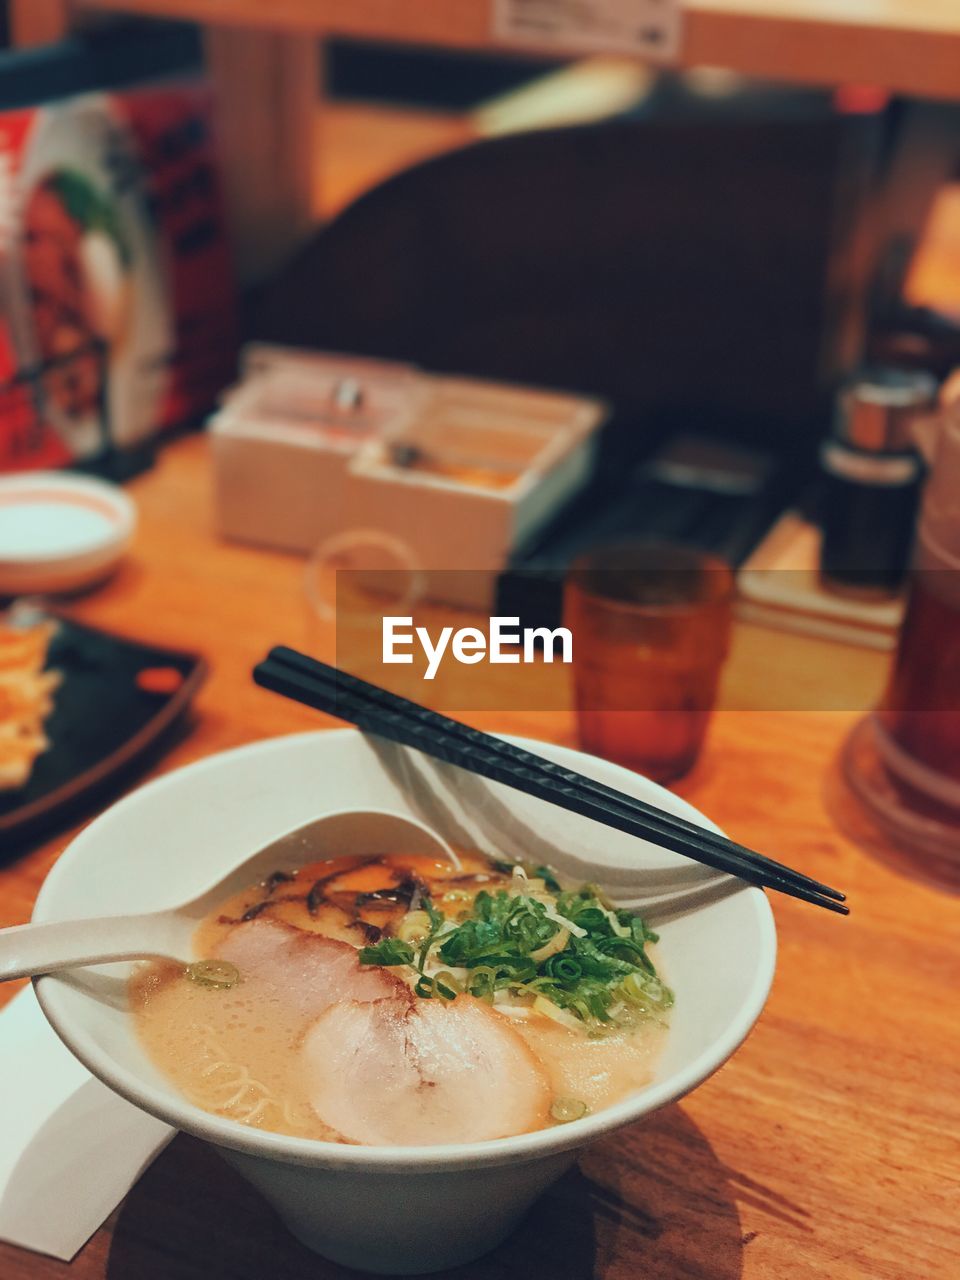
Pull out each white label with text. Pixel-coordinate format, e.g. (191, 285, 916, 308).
(493, 0, 682, 60)
(383, 616, 573, 681)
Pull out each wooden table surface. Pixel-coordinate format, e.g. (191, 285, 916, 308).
(1, 433, 958, 1280)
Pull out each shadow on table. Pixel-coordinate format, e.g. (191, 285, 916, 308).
(105, 1105, 745, 1279)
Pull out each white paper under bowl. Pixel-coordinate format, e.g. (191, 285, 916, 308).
(0, 472, 135, 595)
(33, 729, 776, 1274)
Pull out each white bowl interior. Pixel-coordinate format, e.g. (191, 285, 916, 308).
(33, 729, 775, 1169)
(0, 471, 135, 593)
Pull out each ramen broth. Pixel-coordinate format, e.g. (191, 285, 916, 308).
(130, 852, 671, 1146)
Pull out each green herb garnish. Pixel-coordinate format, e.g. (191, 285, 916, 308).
(416, 895, 446, 974)
(358, 937, 415, 966)
(357, 868, 672, 1033)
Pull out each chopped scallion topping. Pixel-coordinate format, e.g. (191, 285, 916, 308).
(185, 959, 240, 990)
(358, 937, 415, 966)
(550, 1097, 588, 1123)
(356, 866, 672, 1034)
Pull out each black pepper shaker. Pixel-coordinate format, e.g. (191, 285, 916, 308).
(819, 368, 937, 596)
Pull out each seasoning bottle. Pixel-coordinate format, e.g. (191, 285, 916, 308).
(819, 368, 938, 595)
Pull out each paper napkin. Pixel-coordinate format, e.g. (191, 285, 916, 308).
(0, 986, 173, 1261)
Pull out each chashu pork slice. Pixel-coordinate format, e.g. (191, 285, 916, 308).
(301, 994, 551, 1146)
(215, 918, 408, 1021)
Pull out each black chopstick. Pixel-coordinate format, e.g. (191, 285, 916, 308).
(269, 646, 846, 904)
(253, 652, 849, 914)
(255, 655, 846, 914)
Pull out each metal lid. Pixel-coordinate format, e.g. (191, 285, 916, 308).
(835, 367, 938, 452)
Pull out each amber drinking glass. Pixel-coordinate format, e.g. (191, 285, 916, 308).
(564, 543, 734, 783)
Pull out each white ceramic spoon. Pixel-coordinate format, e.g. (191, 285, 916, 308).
(0, 808, 460, 982)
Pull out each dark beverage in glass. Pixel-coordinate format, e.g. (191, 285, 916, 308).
(878, 570, 960, 788)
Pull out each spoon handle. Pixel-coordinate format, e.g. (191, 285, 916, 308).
(0, 915, 174, 982)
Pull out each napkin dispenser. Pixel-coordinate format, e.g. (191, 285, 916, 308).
(211, 347, 606, 603)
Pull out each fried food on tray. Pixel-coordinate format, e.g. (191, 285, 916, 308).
(0, 621, 60, 790)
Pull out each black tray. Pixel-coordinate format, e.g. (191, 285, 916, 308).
(1, 617, 206, 847)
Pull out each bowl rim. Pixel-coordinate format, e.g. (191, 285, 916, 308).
(33, 728, 777, 1173)
(0, 470, 136, 569)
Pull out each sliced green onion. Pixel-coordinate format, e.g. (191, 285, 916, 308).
(185, 959, 240, 990)
(466, 965, 497, 1002)
(382, 870, 671, 1033)
(535, 865, 562, 892)
(530, 927, 569, 965)
(431, 970, 461, 1000)
(621, 971, 673, 1009)
(543, 953, 582, 983)
(358, 937, 414, 966)
(397, 910, 433, 943)
(533, 995, 584, 1031)
(550, 1098, 587, 1123)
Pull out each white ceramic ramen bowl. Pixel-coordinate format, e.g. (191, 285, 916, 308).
(33, 729, 776, 1275)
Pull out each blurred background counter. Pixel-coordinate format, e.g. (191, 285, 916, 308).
(8, 0, 960, 281)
